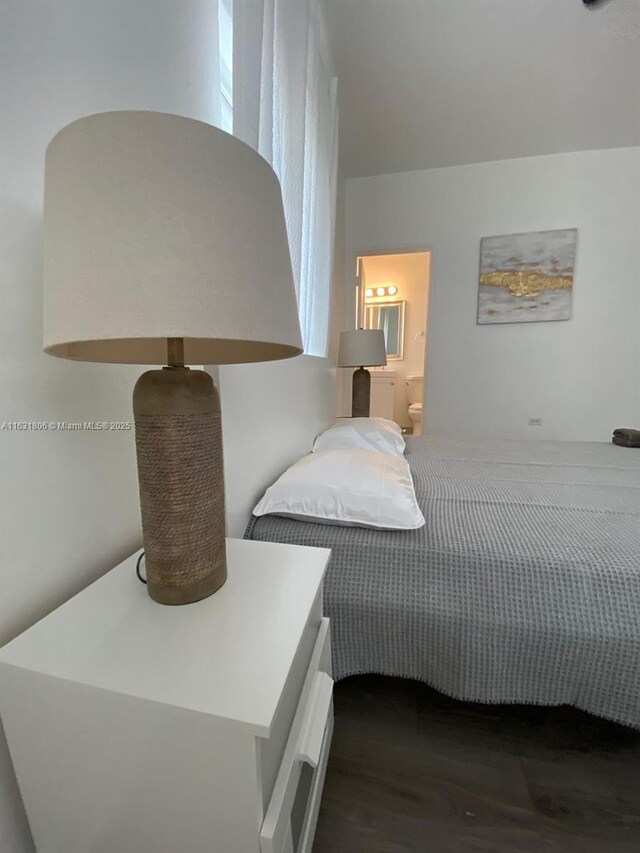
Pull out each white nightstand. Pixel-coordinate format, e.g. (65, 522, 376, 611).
(0, 538, 332, 853)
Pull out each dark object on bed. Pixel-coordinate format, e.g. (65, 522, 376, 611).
(613, 428, 640, 448)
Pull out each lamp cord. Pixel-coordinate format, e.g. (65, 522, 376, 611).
(136, 551, 147, 585)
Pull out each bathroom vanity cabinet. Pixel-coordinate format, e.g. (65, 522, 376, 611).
(370, 371, 396, 420)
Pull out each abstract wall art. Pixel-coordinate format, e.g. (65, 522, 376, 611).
(477, 229, 577, 324)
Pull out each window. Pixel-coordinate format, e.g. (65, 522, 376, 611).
(232, 0, 338, 358)
(219, 0, 233, 133)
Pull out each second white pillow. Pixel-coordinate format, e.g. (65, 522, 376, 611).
(313, 418, 405, 457)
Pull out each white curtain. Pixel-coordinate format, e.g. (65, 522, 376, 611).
(234, 0, 338, 357)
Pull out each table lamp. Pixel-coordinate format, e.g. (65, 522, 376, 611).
(42, 111, 303, 605)
(338, 329, 387, 417)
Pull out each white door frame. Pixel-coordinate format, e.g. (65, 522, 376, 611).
(341, 245, 433, 423)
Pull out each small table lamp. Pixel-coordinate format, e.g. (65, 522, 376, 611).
(338, 329, 387, 417)
(43, 111, 303, 605)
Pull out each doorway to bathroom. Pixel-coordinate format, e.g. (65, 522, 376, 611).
(354, 250, 431, 435)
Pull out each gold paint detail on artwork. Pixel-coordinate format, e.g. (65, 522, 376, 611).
(480, 269, 573, 297)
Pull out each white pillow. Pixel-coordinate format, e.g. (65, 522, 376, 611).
(252, 448, 424, 530)
(313, 418, 405, 458)
(352, 417, 402, 435)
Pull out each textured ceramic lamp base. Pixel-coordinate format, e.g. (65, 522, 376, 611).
(352, 367, 371, 418)
(133, 367, 227, 605)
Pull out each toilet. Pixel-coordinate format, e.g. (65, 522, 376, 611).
(406, 375, 423, 436)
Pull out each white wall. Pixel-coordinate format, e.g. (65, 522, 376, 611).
(217, 176, 345, 536)
(218, 356, 336, 537)
(332, 175, 350, 415)
(346, 148, 640, 441)
(0, 2, 221, 849)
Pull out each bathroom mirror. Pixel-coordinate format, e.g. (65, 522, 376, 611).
(364, 300, 405, 360)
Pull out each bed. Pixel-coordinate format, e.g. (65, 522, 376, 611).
(246, 436, 640, 729)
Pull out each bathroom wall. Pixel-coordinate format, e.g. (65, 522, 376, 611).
(361, 252, 430, 426)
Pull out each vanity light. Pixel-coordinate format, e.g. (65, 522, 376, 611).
(364, 285, 400, 299)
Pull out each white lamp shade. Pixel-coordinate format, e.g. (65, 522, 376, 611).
(42, 111, 303, 364)
(337, 330, 387, 368)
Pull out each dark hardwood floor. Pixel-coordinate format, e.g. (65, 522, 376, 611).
(313, 675, 640, 853)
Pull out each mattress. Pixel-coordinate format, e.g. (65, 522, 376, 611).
(246, 436, 640, 728)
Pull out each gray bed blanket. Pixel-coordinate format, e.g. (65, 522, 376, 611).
(245, 437, 640, 729)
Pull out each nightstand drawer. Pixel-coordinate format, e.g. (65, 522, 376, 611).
(260, 618, 333, 853)
(258, 587, 326, 812)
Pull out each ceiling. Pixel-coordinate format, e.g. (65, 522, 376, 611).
(323, 0, 640, 178)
